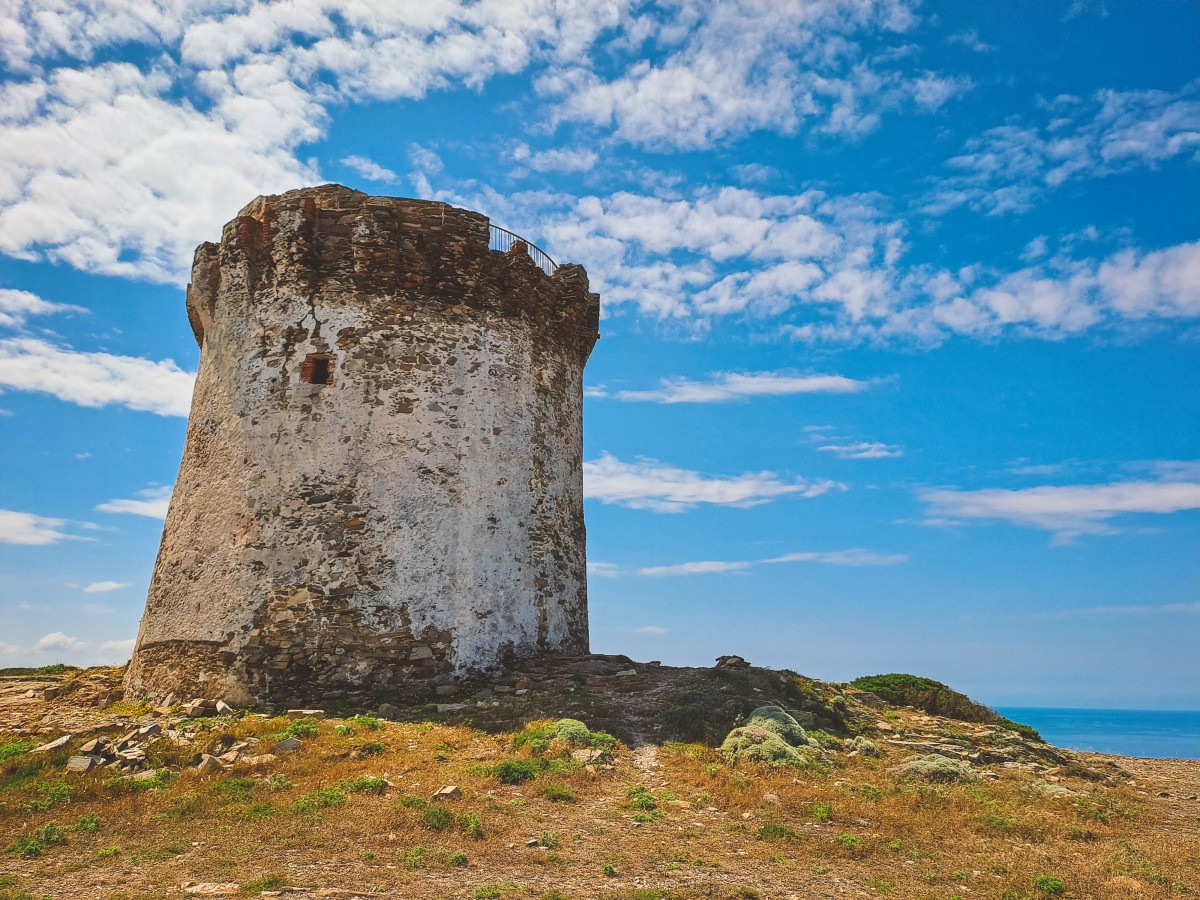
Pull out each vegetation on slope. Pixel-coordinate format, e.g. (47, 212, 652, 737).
(850, 673, 1043, 741)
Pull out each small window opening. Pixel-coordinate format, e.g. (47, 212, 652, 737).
(301, 354, 333, 385)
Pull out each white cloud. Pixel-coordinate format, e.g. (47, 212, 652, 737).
(96, 485, 173, 519)
(587, 561, 621, 578)
(633, 625, 668, 634)
(0, 509, 70, 545)
(29, 631, 134, 663)
(639, 560, 754, 576)
(341, 154, 401, 184)
(817, 441, 903, 459)
(584, 452, 841, 513)
(538, 0, 965, 150)
(36, 631, 83, 650)
(0, 337, 195, 416)
(640, 546, 908, 575)
(0, 288, 85, 330)
(82, 580, 129, 593)
(609, 371, 869, 403)
(927, 80, 1200, 216)
(763, 548, 909, 566)
(511, 143, 598, 174)
(922, 476, 1200, 541)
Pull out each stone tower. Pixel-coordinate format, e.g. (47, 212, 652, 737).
(124, 185, 600, 705)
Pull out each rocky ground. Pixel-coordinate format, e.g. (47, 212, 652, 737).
(0, 659, 1196, 899)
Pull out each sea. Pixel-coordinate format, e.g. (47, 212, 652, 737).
(995, 707, 1200, 760)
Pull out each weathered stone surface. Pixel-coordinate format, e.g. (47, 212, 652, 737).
(432, 785, 461, 801)
(66, 754, 102, 773)
(32, 734, 71, 753)
(124, 185, 600, 705)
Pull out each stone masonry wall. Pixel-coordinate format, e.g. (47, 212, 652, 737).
(124, 185, 600, 705)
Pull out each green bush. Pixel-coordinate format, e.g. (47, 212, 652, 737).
(340, 775, 387, 794)
(6, 823, 68, 858)
(1034, 875, 1065, 895)
(812, 802, 832, 822)
(449, 849, 468, 867)
(512, 718, 616, 756)
(460, 812, 484, 839)
(280, 717, 320, 739)
(211, 777, 256, 801)
(350, 715, 383, 730)
(542, 784, 576, 803)
(421, 804, 454, 831)
(721, 725, 809, 767)
(293, 787, 346, 811)
(849, 674, 1041, 740)
(26, 782, 71, 811)
(75, 814, 101, 832)
(0, 740, 34, 762)
(358, 741, 386, 756)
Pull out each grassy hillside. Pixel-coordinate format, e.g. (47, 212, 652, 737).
(0, 661, 1195, 899)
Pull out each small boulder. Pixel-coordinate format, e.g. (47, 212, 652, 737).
(214, 700, 235, 716)
(192, 753, 225, 775)
(65, 754, 103, 773)
(715, 655, 751, 669)
(432, 785, 462, 801)
(890, 754, 978, 784)
(273, 736, 302, 753)
(378, 703, 399, 718)
(32, 734, 72, 753)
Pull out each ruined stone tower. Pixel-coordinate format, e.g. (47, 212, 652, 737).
(124, 185, 600, 705)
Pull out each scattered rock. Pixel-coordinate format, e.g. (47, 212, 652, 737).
(273, 736, 302, 753)
(66, 754, 103, 773)
(432, 785, 462, 801)
(287, 709, 325, 719)
(715, 655, 751, 668)
(182, 883, 240, 895)
(32, 734, 72, 753)
(437, 703, 466, 712)
(614, 669, 637, 677)
(378, 703, 399, 718)
(192, 754, 225, 775)
(214, 700, 235, 716)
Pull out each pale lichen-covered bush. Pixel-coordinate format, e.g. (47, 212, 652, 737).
(745, 705, 814, 747)
(722, 705, 825, 767)
(889, 753, 977, 783)
(721, 724, 805, 766)
(849, 735, 881, 757)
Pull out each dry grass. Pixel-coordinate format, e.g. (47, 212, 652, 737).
(1, 704, 1197, 900)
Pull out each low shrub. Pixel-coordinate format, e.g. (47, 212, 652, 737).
(890, 754, 978, 784)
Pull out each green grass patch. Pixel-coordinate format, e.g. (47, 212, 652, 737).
(6, 823, 68, 858)
(0, 741, 35, 763)
(293, 787, 346, 812)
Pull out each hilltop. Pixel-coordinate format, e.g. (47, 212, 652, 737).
(1, 657, 1196, 899)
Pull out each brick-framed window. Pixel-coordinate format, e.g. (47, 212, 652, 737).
(300, 353, 335, 385)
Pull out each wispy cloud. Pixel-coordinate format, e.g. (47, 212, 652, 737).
(0, 289, 85, 330)
(82, 581, 129, 593)
(0, 337, 194, 416)
(763, 548, 909, 566)
(587, 562, 621, 578)
(0, 509, 71, 545)
(341, 155, 401, 185)
(925, 80, 1200, 217)
(922, 472, 1200, 542)
(584, 452, 842, 513)
(640, 547, 907, 575)
(96, 485, 173, 520)
(633, 625, 668, 635)
(817, 441, 903, 459)
(601, 371, 870, 404)
(639, 560, 755, 577)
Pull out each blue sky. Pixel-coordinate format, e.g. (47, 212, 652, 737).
(0, 0, 1197, 709)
